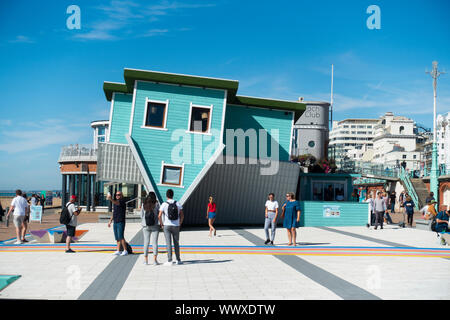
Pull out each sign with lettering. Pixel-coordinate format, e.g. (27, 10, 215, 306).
(30, 205, 43, 223)
(323, 205, 341, 218)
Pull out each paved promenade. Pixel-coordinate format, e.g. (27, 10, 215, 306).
(0, 222, 449, 300)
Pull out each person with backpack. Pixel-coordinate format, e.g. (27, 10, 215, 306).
(158, 189, 184, 266)
(107, 191, 129, 256)
(141, 192, 160, 265)
(403, 196, 415, 227)
(63, 195, 81, 253)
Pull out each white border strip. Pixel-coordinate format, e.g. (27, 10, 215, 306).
(128, 80, 137, 136)
(107, 92, 115, 142)
(125, 134, 158, 201)
(179, 143, 226, 205)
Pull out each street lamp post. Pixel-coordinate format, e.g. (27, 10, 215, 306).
(426, 61, 446, 207)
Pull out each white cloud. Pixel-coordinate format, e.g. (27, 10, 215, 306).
(9, 35, 35, 44)
(74, 0, 215, 41)
(0, 119, 89, 153)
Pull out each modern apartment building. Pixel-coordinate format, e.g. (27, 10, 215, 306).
(437, 112, 450, 170)
(328, 118, 378, 166)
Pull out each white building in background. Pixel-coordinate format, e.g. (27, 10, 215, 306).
(328, 118, 378, 166)
(437, 112, 450, 169)
(91, 120, 109, 150)
(371, 112, 421, 170)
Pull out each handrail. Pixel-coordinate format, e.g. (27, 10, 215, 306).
(399, 167, 420, 208)
(126, 197, 140, 205)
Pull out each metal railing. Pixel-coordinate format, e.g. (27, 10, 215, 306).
(58, 144, 97, 162)
(399, 167, 420, 208)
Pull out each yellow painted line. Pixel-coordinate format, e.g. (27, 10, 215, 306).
(1, 249, 448, 258)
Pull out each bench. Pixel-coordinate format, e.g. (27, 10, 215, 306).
(415, 219, 432, 231)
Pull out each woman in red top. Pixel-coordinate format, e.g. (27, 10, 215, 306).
(206, 196, 217, 237)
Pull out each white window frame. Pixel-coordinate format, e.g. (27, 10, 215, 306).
(186, 102, 213, 135)
(158, 161, 185, 188)
(141, 98, 169, 131)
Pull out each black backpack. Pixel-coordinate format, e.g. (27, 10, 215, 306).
(145, 207, 157, 226)
(60, 203, 73, 225)
(431, 217, 437, 232)
(166, 201, 179, 220)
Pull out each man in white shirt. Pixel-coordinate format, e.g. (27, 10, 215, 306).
(159, 189, 184, 266)
(65, 195, 81, 253)
(6, 190, 29, 244)
(264, 193, 279, 245)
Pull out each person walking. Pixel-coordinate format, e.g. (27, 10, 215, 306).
(402, 196, 415, 227)
(373, 191, 388, 230)
(20, 193, 30, 243)
(365, 191, 375, 227)
(107, 191, 129, 256)
(39, 194, 45, 215)
(141, 192, 160, 265)
(281, 192, 301, 246)
(264, 193, 279, 245)
(65, 195, 81, 253)
(159, 189, 184, 265)
(382, 192, 393, 224)
(206, 196, 217, 237)
(389, 191, 397, 214)
(6, 190, 28, 244)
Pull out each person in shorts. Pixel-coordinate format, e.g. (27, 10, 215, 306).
(6, 190, 28, 244)
(206, 196, 217, 237)
(65, 195, 81, 253)
(107, 191, 128, 256)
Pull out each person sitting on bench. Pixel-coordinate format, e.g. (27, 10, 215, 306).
(435, 209, 450, 233)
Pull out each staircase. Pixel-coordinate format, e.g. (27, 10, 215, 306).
(410, 179, 429, 209)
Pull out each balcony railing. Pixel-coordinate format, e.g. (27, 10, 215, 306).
(58, 144, 97, 162)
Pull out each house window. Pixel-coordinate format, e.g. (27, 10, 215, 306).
(143, 99, 168, 129)
(399, 126, 405, 134)
(188, 104, 212, 133)
(160, 163, 184, 187)
(308, 141, 315, 148)
(402, 155, 407, 159)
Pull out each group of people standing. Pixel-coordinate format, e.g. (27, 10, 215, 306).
(365, 189, 416, 229)
(100, 189, 301, 266)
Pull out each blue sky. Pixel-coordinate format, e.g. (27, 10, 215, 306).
(0, 0, 449, 190)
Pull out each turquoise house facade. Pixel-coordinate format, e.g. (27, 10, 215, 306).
(101, 68, 306, 206)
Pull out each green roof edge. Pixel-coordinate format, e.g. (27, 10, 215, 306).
(103, 69, 307, 120)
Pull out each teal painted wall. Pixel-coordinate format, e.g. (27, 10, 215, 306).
(109, 93, 133, 145)
(223, 105, 293, 161)
(130, 81, 226, 202)
(299, 201, 369, 227)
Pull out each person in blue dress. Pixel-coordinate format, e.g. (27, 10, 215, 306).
(281, 192, 301, 246)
